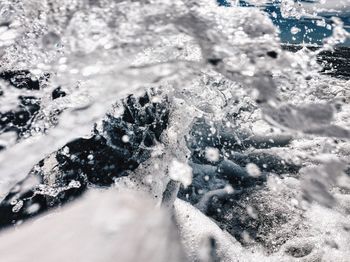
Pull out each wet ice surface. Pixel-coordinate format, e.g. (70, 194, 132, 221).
(0, 0, 350, 261)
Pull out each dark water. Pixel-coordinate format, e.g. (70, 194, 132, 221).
(238, 1, 350, 46)
(283, 45, 350, 79)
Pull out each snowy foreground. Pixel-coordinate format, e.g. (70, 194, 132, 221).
(0, 0, 350, 261)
